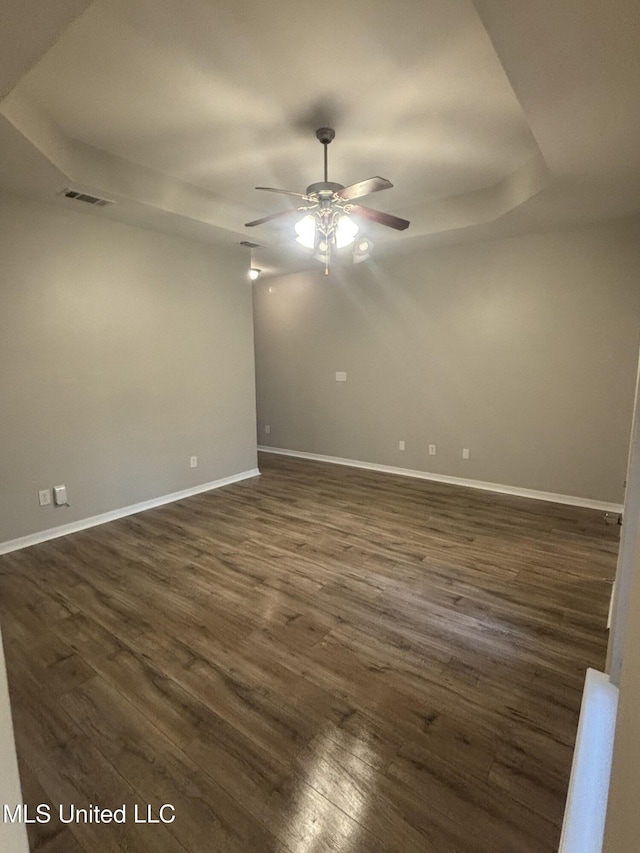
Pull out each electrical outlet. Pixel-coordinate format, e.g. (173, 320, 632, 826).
(190, 456, 198, 468)
(38, 489, 51, 507)
(265, 425, 271, 435)
(429, 445, 436, 456)
(399, 440, 406, 451)
(462, 448, 470, 460)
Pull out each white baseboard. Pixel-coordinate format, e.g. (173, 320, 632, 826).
(258, 446, 623, 513)
(0, 468, 260, 556)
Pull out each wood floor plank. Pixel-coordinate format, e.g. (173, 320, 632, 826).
(0, 451, 618, 852)
(61, 675, 284, 853)
(16, 760, 86, 853)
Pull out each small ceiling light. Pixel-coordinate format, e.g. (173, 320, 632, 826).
(295, 214, 317, 249)
(240, 241, 263, 281)
(335, 215, 359, 248)
(314, 241, 329, 264)
(353, 237, 373, 264)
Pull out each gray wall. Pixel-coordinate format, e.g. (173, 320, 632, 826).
(604, 379, 640, 851)
(0, 192, 257, 544)
(253, 217, 640, 503)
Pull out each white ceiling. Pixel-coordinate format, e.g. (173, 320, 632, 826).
(1, 0, 639, 274)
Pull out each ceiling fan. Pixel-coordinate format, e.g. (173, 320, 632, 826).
(245, 127, 410, 274)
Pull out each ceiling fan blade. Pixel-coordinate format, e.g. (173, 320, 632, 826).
(245, 208, 301, 227)
(255, 187, 308, 199)
(349, 204, 410, 231)
(336, 176, 393, 201)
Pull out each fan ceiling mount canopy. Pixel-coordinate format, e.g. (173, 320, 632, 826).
(245, 127, 410, 273)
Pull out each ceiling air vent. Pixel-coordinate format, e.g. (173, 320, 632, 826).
(61, 189, 114, 207)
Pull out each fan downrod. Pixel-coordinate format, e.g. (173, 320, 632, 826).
(316, 128, 335, 183)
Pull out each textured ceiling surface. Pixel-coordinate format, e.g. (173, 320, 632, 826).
(1, 0, 639, 273)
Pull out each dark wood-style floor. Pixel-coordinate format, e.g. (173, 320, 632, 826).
(0, 452, 618, 852)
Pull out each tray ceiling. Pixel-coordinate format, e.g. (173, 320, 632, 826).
(1, 0, 639, 274)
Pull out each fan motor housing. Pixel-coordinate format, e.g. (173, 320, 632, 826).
(306, 181, 344, 197)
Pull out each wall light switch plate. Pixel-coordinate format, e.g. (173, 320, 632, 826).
(265, 425, 271, 435)
(335, 372, 347, 382)
(429, 445, 436, 456)
(53, 485, 67, 506)
(399, 440, 406, 451)
(190, 456, 198, 468)
(462, 448, 470, 460)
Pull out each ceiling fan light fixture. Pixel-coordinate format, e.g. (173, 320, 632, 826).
(295, 214, 317, 249)
(247, 128, 409, 274)
(335, 215, 359, 248)
(353, 237, 373, 264)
